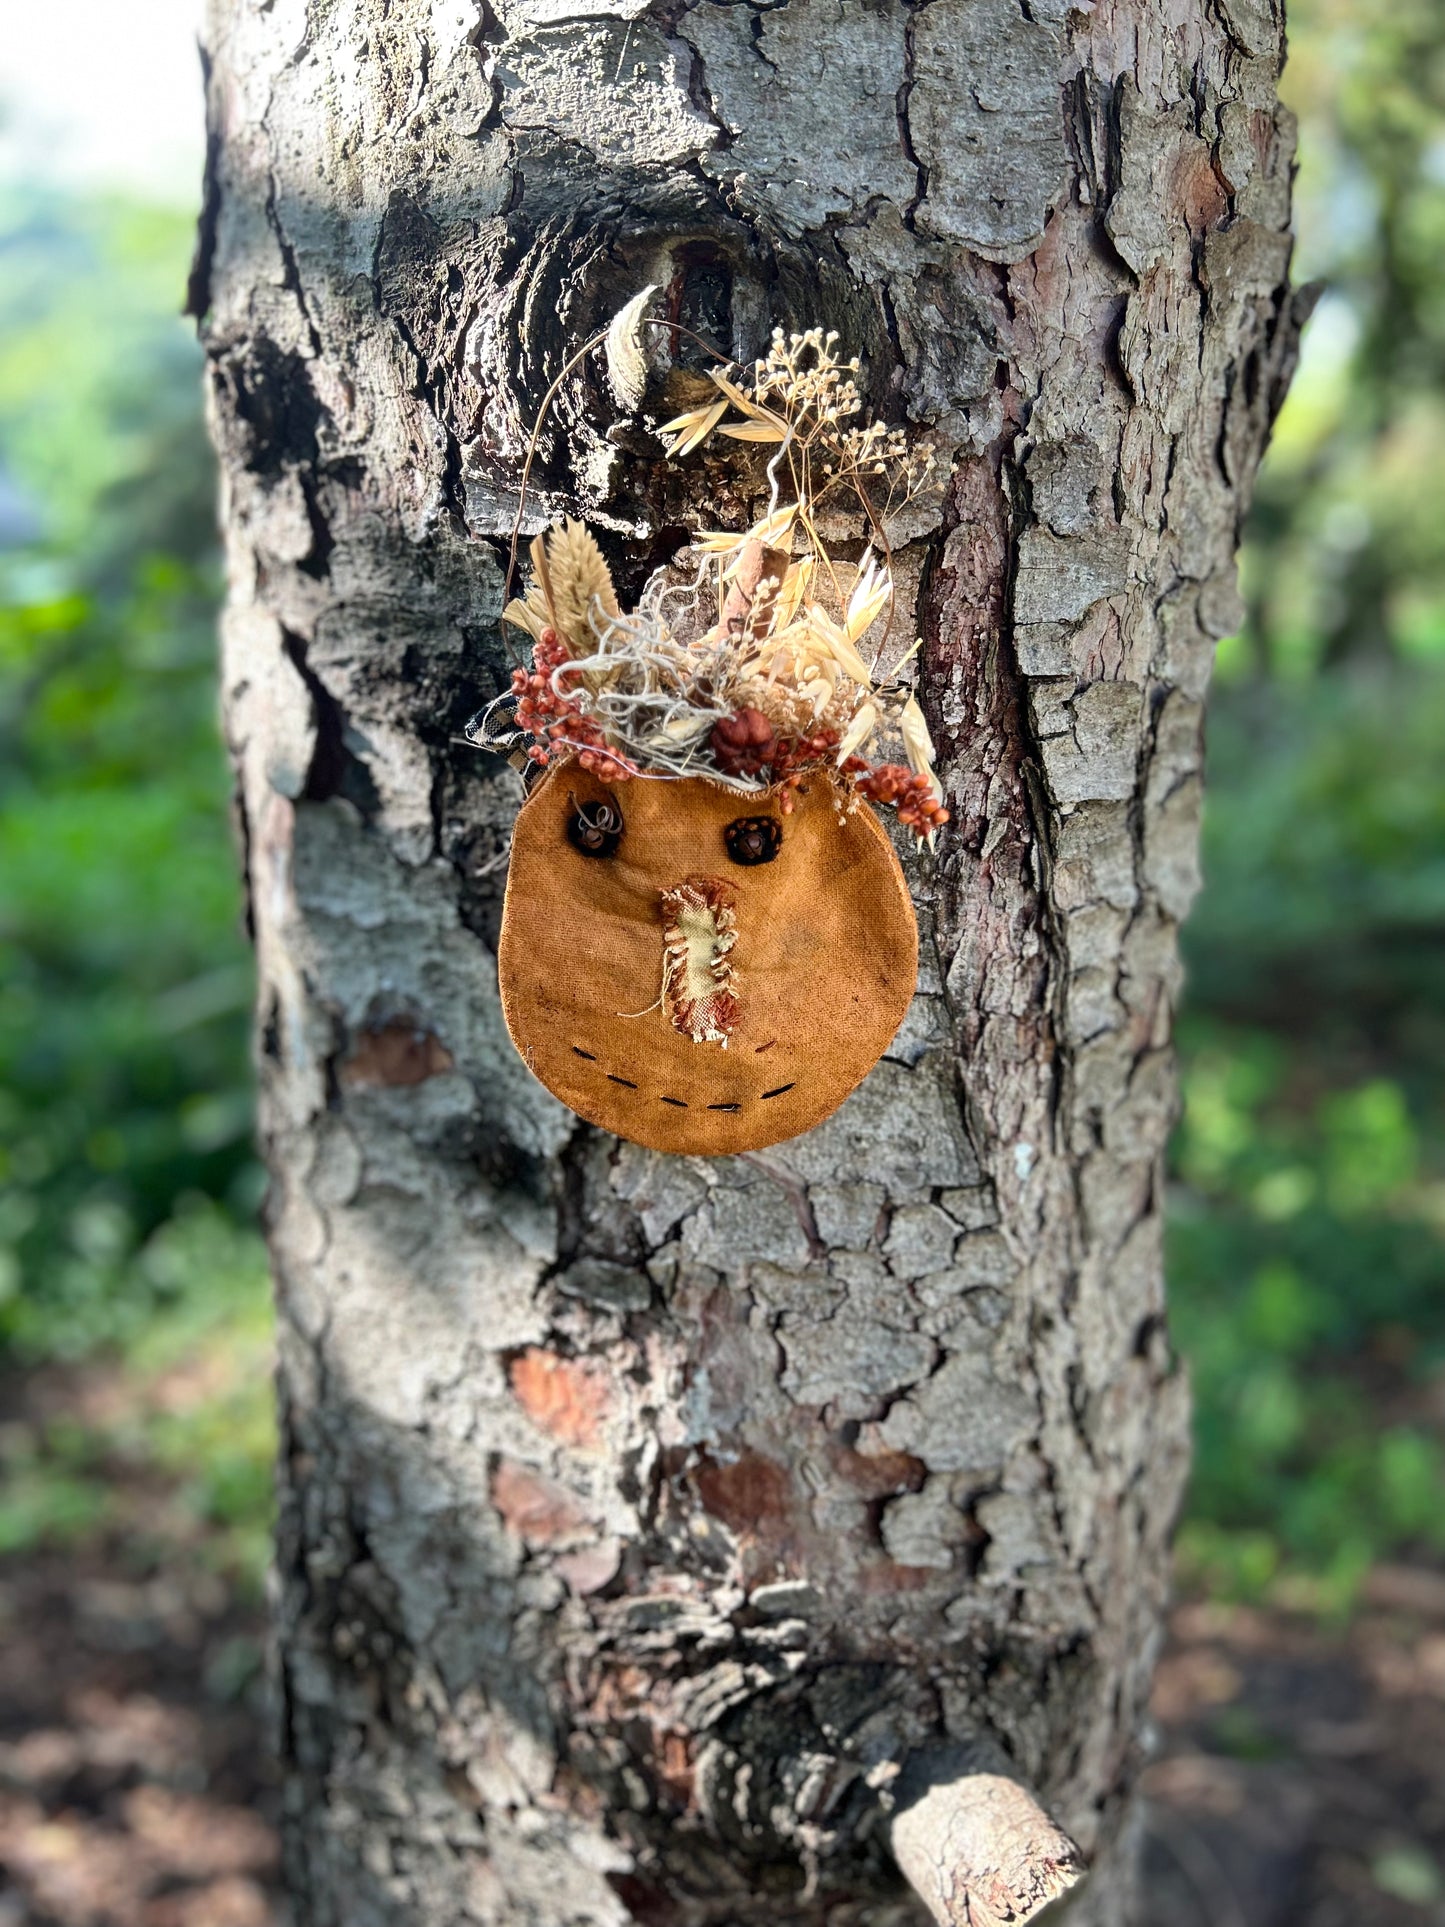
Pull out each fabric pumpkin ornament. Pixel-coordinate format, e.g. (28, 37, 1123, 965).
(478, 327, 948, 1155)
(499, 760, 917, 1154)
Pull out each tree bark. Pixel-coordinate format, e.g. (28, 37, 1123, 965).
(194, 0, 1303, 1918)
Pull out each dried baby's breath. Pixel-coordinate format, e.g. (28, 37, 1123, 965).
(478, 324, 950, 839)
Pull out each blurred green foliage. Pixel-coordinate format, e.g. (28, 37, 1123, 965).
(0, 190, 262, 1360)
(0, 189, 271, 1574)
(1171, 0, 1445, 1610)
(0, 1200, 275, 1589)
(1243, 0, 1445, 675)
(0, 0, 1442, 1610)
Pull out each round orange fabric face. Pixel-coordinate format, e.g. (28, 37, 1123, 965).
(498, 761, 919, 1155)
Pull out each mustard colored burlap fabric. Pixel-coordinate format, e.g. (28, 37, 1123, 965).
(498, 761, 918, 1155)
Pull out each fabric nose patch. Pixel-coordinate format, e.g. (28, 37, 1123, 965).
(496, 763, 919, 1156)
(660, 877, 738, 1044)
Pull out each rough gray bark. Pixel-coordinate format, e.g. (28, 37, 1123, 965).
(193, 0, 1303, 1918)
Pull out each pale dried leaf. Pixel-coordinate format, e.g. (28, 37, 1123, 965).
(694, 510, 794, 563)
(656, 713, 712, 744)
(658, 403, 712, 437)
(845, 553, 893, 642)
(718, 421, 789, 444)
(900, 695, 943, 795)
(806, 608, 876, 688)
(605, 284, 657, 411)
(773, 555, 813, 631)
(797, 662, 839, 717)
(529, 532, 560, 635)
(708, 369, 786, 425)
(501, 595, 547, 644)
(660, 397, 729, 458)
(693, 525, 752, 555)
(836, 699, 880, 761)
(747, 505, 798, 548)
(899, 695, 936, 774)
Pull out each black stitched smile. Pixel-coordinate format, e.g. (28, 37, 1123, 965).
(568, 1048, 793, 1113)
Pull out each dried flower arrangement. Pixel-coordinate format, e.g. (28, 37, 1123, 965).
(477, 328, 949, 842)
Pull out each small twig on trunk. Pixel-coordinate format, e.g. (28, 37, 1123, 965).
(889, 1745, 1085, 1927)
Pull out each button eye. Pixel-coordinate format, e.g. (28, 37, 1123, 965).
(724, 816, 783, 865)
(567, 796, 624, 858)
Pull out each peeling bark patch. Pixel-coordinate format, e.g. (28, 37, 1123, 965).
(508, 1349, 612, 1450)
(909, 0, 1069, 258)
(684, 0, 916, 235)
(339, 1019, 454, 1087)
(497, 21, 717, 167)
(693, 1451, 801, 1575)
(492, 1457, 591, 1544)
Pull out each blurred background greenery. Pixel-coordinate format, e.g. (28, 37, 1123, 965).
(0, 190, 272, 1581)
(0, 0, 1441, 1615)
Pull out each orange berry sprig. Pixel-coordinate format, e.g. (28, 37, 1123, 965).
(509, 628, 639, 780)
(853, 763, 950, 836)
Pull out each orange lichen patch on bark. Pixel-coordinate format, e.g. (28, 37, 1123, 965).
(655, 1730, 696, 1809)
(554, 1541, 622, 1595)
(575, 1669, 699, 1813)
(587, 1662, 654, 1727)
(692, 1449, 802, 1577)
(491, 1458, 591, 1544)
(1178, 147, 1229, 236)
(829, 1438, 928, 1500)
(340, 1019, 454, 1088)
(508, 1349, 612, 1450)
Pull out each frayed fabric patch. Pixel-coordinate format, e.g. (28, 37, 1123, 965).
(660, 876, 739, 1044)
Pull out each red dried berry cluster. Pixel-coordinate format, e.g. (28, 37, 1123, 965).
(710, 707, 776, 776)
(854, 762, 951, 836)
(709, 710, 841, 784)
(776, 726, 842, 772)
(771, 727, 843, 811)
(511, 628, 637, 781)
(708, 709, 945, 836)
(510, 627, 577, 759)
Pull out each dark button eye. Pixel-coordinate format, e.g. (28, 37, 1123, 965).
(567, 797, 623, 858)
(724, 815, 783, 865)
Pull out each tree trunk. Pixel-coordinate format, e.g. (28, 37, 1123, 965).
(193, 0, 1303, 1918)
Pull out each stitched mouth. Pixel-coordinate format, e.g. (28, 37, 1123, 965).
(569, 1048, 794, 1113)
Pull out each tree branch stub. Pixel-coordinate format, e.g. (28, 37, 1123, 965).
(890, 1748, 1085, 1927)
